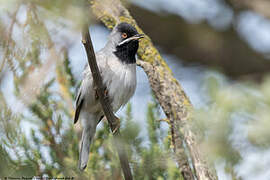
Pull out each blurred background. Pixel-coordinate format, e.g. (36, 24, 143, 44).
(0, 0, 270, 179)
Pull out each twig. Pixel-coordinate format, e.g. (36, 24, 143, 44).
(81, 25, 133, 180)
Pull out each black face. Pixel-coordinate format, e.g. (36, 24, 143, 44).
(114, 23, 140, 64)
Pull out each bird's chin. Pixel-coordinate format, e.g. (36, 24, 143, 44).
(114, 41, 138, 64)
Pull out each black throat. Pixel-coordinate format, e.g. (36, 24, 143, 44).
(113, 41, 139, 64)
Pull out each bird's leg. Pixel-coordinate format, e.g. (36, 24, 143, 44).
(94, 85, 109, 99)
(94, 85, 117, 133)
(104, 87, 109, 98)
(112, 116, 120, 134)
(100, 115, 120, 134)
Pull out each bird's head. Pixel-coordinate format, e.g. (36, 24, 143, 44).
(110, 22, 144, 64)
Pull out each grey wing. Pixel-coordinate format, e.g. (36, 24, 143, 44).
(73, 50, 108, 124)
(74, 87, 84, 124)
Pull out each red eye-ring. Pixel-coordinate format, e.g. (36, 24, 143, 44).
(122, 33, 127, 38)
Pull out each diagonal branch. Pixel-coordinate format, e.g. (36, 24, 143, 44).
(81, 24, 133, 180)
(90, 0, 218, 179)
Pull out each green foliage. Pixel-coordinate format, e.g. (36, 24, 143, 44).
(0, 43, 182, 179)
(193, 73, 270, 177)
(1, 1, 269, 179)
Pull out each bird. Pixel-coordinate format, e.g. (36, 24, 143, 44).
(74, 22, 144, 171)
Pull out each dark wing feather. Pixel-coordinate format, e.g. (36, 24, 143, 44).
(74, 90, 84, 124)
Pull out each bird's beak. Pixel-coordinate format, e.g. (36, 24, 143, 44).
(118, 34, 144, 46)
(133, 34, 144, 40)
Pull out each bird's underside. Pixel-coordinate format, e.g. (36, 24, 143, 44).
(74, 22, 142, 171)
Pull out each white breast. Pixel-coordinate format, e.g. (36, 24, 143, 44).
(102, 58, 137, 112)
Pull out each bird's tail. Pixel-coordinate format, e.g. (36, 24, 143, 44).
(78, 117, 97, 171)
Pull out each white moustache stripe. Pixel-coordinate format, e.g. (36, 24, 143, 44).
(118, 36, 140, 46)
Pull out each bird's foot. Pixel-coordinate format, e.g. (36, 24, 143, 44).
(112, 117, 120, 134)
(94, 87, 109, 99)
(104, 88, 109, 98)
(95, 87, 109, 99)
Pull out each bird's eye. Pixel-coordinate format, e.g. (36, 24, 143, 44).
(121, 33, 127, 39)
